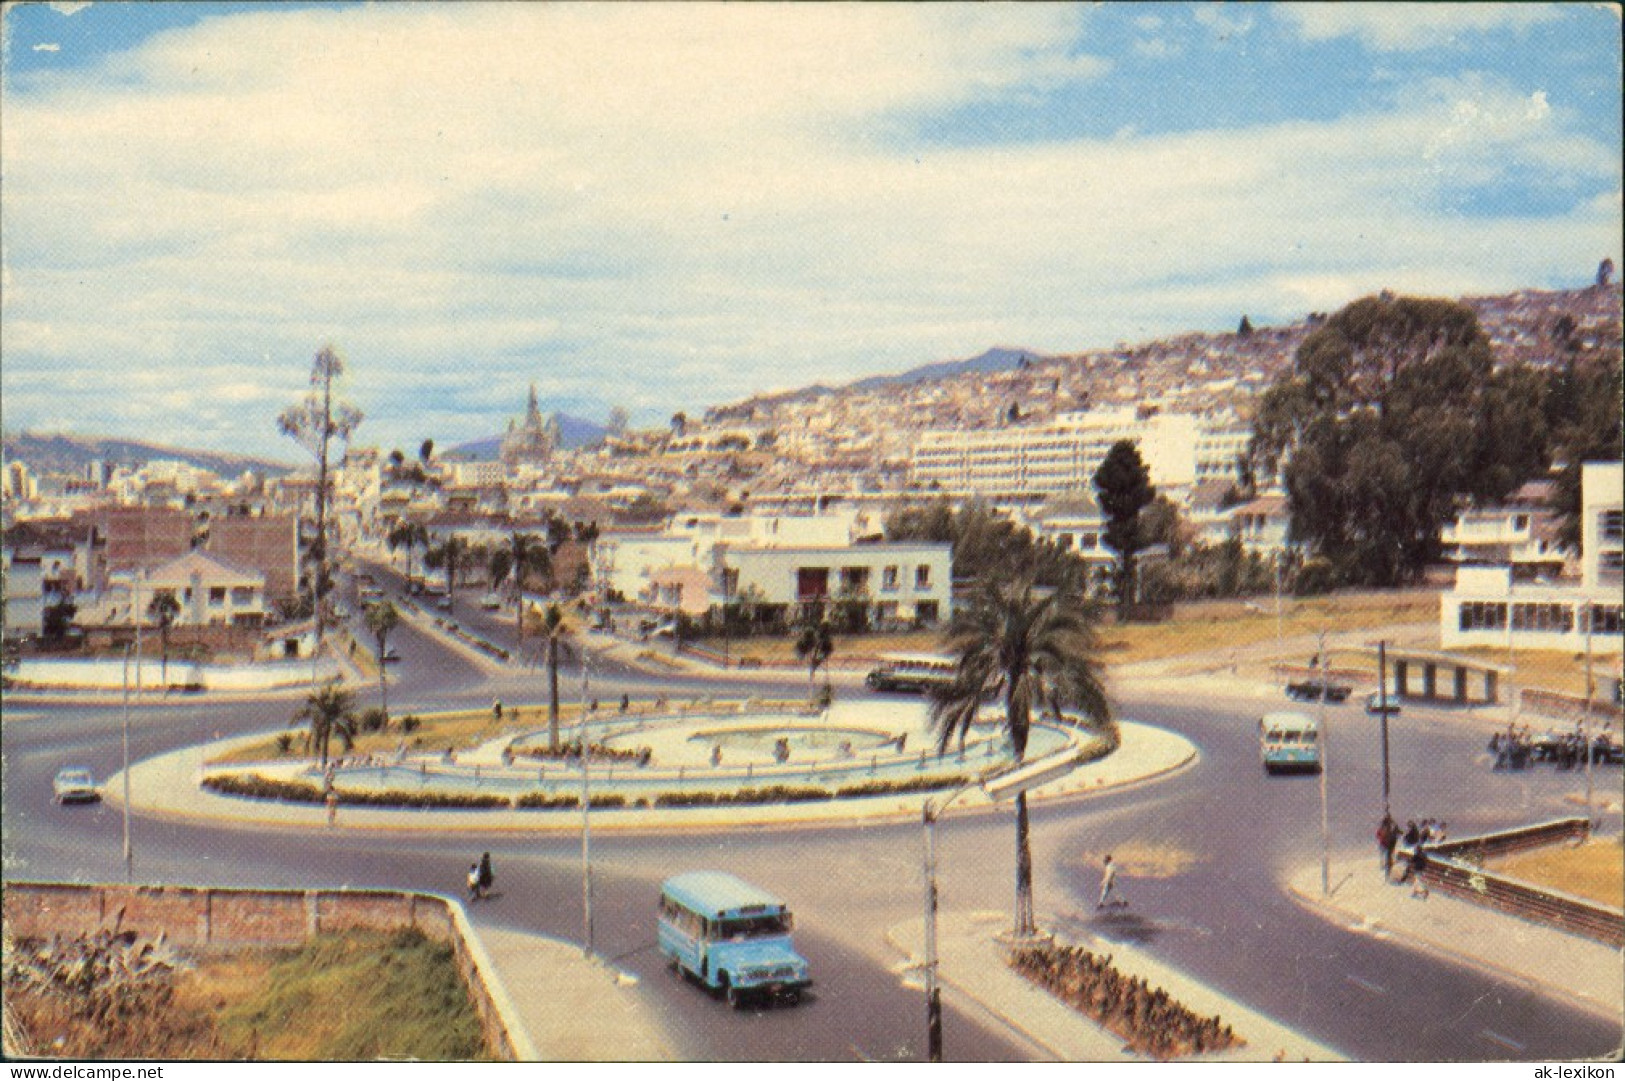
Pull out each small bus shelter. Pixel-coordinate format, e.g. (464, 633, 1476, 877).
(1365, 648, 1510, 706)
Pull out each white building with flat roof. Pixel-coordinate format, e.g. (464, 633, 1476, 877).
(1441, 461, 1623, 654)
(910, 408, 1248, 500)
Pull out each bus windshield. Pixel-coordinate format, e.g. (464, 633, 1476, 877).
(715, 912, 791, 939)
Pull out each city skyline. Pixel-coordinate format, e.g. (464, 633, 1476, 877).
(3, 2, 1620, 459)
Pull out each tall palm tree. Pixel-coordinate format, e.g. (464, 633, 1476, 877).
(536, 603, 573, 751)
(508, 532, 551, 642)
(293, 680, 359, 769)
(363, 601, 400, 725)
(147, 592, 182, 687)
(427, 536, 469, 609)
(929, 569, 1110, 938)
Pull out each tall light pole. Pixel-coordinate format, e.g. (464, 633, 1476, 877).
(1583, 606, 1595, 819)
(922, 755, 1082, 1062)
(1377, 639, 1392, 814)
(578, 644, 594, 959)
(121, 643, 134, 883)
(1274, 557, 1284, 690)
(1317, 631, 1331, 897)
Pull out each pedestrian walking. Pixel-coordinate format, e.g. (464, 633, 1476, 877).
(1096, 854, 1125, 909)
(467, 862, 483, 902)
(478, 852, 494, 898)
(325, 791, 339, 828)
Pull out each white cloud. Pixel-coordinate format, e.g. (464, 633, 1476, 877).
(0, 4, 1617, 456)
(1278, 3, 1562, 51)
(32, 43, 61, 53)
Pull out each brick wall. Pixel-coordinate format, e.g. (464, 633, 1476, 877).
(2, 882, 527, 1060)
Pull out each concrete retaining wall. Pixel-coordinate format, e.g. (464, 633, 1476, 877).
(1400, 818, 1625, 948)
(2, 882, 526, 1060)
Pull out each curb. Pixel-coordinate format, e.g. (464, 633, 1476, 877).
(1284, 866, 1625, 1025)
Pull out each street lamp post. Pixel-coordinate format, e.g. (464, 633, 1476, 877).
(1317, 631, 1331, 897)
(921, 754, 1083, 1062)
(1377, 639, 1391, 814)
(121, 643, 134, 883)
(579, 645, 594, 959)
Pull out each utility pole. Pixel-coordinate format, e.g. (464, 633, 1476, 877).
(1378, 639, 1391, 814)
(1318, 631, 1330, 897)
(1583, 608, 1595, 819)
(579, 648, 594, 959)
(922, 802, 943, 1062)
(121, 643, 134, 884)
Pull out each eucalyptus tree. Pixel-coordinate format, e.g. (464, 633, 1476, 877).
(278, 345, 364, 642)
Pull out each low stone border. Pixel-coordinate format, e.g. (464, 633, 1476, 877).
(1399, 819, 1625, 947)
(1, 881, 537, 1061)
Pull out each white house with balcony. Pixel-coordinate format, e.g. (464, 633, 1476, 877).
(1440, 461, 1623, 654)
(715, 542, 953, 628)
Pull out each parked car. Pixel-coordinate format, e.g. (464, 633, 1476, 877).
(1366, 691, 1402, 715)
(480, 593, 503, 610)
(53, 767, 100, 804)
(381, 646, 401, 664)
(1286, 680, 1351, 703)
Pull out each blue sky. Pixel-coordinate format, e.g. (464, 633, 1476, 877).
(3, 2, 1620, 462)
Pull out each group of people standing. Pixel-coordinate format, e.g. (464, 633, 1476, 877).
(1376, 813, 1446, 899)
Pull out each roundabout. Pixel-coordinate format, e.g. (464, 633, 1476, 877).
(108, 698, 1200, 833)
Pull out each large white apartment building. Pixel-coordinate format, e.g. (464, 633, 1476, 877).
(910, 408, 1251, 499)
(1440, 461, 1623, 654)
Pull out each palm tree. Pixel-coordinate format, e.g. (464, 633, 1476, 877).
(794, 613, 835, 699)
(427, 536, 469, 608)
(929, 569, 1110, 938)
(293, 680, 359, 769)
(536, 603, 573, 751)
(508, 532, 551, 642)
(147, 592, 182, 687)
(363, 601, 400, 725)
(387, 521, 428, 585)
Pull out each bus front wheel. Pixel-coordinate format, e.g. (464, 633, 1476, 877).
(722, 976, 742, 1009)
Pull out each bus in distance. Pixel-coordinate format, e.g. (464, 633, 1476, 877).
(865, 652, 957, 693)
(1259, 711, 1321, 773)
(657, 871, 812, 1008)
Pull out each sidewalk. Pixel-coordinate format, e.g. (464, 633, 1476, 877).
(1287, 856, 1625, 1022)
(886, 911, 1345, 1062)
(475, 926, 674, 1060)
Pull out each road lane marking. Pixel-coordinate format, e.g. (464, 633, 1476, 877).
(1344, 974, 1387, 995)
(1480, 1029, 1525, 1052)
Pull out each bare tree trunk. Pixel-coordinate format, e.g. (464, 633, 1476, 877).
(548, 635, 561, 752)
(1014, 791, 1035, 937)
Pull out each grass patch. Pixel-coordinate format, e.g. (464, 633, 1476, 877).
(693, 591, 1438, 671)
(215, 927, 487, 1060)
(5, 928, 487, 1061)
(1455, 646, 1606, 699)
(1489, 837, 1625, 909)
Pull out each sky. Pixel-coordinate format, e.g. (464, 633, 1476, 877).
(2, 1, 1620, 463)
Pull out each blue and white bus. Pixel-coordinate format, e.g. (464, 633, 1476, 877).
(1259, 711, 1321, 773)
(865, 652, 957, 693)
(657, 871, 812, 1008)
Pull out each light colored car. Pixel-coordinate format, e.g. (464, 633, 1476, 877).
(53, 767, 100, 804)
(480, 593, 503, 610)
(1366, 691, 1402, 715)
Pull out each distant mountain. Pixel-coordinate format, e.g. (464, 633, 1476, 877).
(710, 346, 1049, 421)
(846, 346, 1051, 392)
(444, 413, 608, 461)
(2, 431, 296, 479)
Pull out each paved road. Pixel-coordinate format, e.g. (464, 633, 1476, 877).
(5, 650, 1621, 1060)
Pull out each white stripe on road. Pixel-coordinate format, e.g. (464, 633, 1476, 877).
(1344, 974, 1387, 995)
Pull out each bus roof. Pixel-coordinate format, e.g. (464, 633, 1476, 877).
(661, 871, 787, 919)
(877, 652, 956, 667)
(1261, 711, 1318, 729)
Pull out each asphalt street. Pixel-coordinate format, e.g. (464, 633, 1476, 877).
(5, 585, 1622, 1061)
